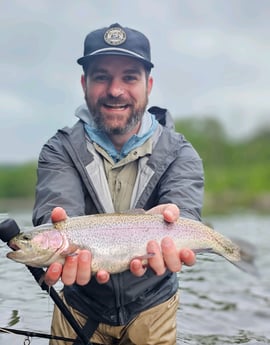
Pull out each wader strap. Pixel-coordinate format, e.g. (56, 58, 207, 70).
(73, 318, 99, 345)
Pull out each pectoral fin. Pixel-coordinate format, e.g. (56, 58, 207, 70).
(132, 253, 156, 267)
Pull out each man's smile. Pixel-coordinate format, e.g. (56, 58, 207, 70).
(102, 103, 130, 111)
(104, 104, 128, 108)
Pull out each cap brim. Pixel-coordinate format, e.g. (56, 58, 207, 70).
(77, 51, 154, 69)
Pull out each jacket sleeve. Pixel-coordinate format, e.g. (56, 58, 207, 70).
(32, 134, 87, 226)
(156, 133, 204, 221)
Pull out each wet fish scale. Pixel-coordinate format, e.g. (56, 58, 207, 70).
(7, 213, 256, 275)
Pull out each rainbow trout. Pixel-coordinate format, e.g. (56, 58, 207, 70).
(7, 213, 257, 275)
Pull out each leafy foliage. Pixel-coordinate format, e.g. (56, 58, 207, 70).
(175, 117, 270, 214)
(0, 117, 269, 214)
(0, 162, 37, 198)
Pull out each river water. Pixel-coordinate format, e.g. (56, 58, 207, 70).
(0, 211, 269, 345)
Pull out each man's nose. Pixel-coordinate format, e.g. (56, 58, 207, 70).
(107, 79, 124, 98)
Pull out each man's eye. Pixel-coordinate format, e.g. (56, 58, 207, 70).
(124, 75, 138, 82)
(94, 75, 109, 81)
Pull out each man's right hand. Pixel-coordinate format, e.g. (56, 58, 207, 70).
(44, 207, 110, 286)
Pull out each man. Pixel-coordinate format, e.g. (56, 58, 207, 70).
(32, 23, 204, 345)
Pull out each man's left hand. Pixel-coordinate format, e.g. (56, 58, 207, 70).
(130, 203, 196, 276)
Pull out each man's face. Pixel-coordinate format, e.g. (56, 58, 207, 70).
(81, 55, 153, 135)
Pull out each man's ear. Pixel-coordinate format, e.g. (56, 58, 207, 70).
(81, 74, 86, 93)
(147, 76, 153, 95)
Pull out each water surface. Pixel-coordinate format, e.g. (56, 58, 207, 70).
(0, 212, 269, 344)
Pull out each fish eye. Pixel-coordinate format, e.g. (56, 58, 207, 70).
(22, 233, 31, 240)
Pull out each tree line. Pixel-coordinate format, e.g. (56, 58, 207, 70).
(175, 117, 270, 214)
(0, 117, 269, 215)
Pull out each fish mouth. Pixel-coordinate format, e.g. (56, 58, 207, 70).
(7, 241, 26, 260)
(8, 242, 21, 251)
(6, 248, 26, 262)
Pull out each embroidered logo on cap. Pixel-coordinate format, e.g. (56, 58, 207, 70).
(104, 27, 126, 46)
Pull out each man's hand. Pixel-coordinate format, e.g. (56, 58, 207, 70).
(130, 203, 196, 276)
(45, 207, 110, 286)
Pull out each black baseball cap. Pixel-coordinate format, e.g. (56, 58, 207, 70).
(77, 23, 154, 69)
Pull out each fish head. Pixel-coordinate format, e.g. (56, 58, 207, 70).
(6, 225, 69, 267)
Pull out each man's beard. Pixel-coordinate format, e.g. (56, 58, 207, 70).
(85, 94, 148, 135)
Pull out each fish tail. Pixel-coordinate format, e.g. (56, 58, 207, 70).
(192, 239, 259, 277)
(226, 237, 259, 277)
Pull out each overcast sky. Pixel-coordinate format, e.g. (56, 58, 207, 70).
(1, 0, 269, 162)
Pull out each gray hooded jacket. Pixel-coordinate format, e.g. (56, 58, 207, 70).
(32, 105, 204, 326)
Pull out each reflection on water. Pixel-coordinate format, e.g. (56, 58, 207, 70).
(0, 212, 270, 344)
(7, 310, 20, 327)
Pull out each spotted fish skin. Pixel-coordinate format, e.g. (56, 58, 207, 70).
(7, 213, 257, 275)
